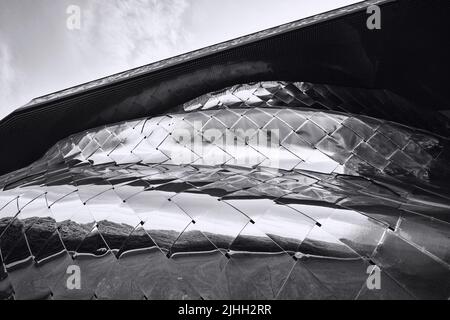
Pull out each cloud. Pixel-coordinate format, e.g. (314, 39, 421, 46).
(0, 42, 13, 94)
(73, 0, 190, 74)
(0, 40, 18, 118)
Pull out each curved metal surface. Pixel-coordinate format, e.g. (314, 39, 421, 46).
(1, 82, 449, 300)
(1, 0, 449, 176)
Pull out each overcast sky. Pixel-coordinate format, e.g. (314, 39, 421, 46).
(0, 0, 358, 119)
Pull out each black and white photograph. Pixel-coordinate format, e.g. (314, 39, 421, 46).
(0, 0, 449, 307)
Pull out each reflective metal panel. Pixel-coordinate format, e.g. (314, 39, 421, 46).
(0, 81, 449, 300)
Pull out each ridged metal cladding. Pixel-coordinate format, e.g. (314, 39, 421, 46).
(0, 81, 449, 300)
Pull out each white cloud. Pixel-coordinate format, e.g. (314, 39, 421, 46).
(0, 41, 19, 118)
(73, 0, 190, 75)
(0, 42, 12, 94)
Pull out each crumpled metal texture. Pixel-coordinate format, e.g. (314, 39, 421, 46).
(0, 81, 449, 300)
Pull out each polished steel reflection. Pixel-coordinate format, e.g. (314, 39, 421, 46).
(0, 81, 449, 300)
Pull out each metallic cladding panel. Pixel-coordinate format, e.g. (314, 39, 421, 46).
(0, 82, 449, 300)
(1, 0, 450, 176)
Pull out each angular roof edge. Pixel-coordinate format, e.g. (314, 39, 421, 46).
(20, 0, 387, 110)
